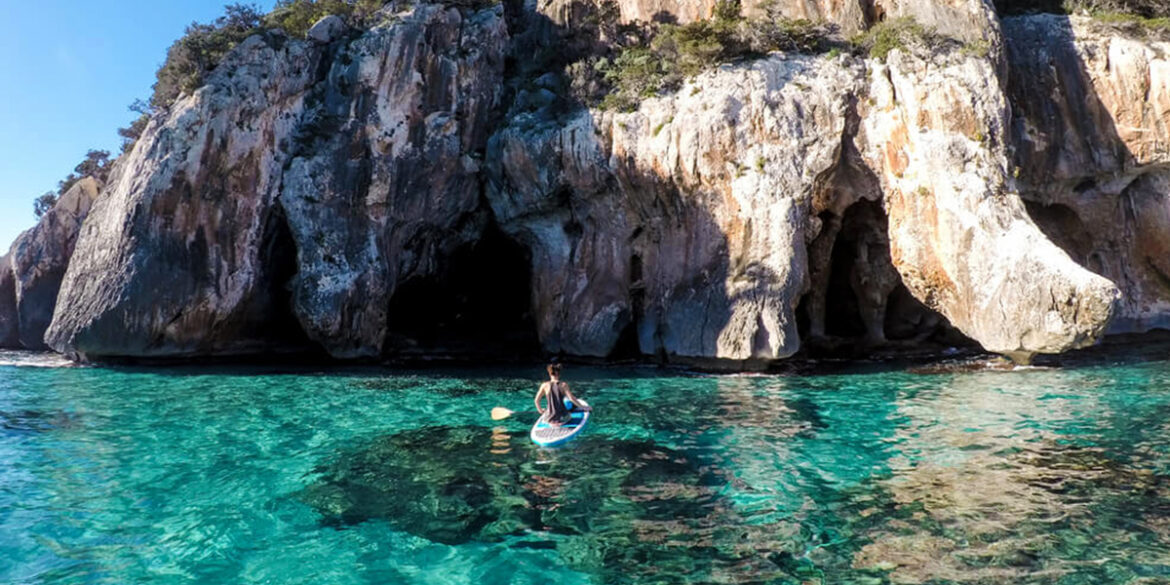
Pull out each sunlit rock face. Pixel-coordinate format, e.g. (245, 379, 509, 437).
(37, 1, 1160, 363)
(488, 55, 866, 361)
(857, 43, 1118, 362)
(1006, 14, 1170, 336)
(45, 4, 509, 361)
(535, 0, 999, 40)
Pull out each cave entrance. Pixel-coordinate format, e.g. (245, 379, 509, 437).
(799, 199, 970, 354)
(247, 204, 324, 359)
(384, 224, 540, 358)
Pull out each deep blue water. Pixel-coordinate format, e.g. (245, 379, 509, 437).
(2, 350, 1169, 584)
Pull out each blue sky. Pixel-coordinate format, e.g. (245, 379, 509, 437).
(0, 0, 277, 252)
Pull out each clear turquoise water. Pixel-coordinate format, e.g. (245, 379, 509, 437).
(2, 351, 1170, 584)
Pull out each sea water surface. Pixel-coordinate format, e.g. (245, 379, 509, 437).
(2, 350, 1170, 584)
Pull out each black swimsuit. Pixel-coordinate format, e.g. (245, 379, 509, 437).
(546, 381, 571, 422)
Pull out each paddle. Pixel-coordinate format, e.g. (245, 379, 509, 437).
(490, 407, 515, 420)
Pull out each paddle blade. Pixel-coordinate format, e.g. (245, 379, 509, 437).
(490, 407, 514, 421)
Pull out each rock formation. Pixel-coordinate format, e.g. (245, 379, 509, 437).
(45, 31, 324, 359)
(281, 4, 508, 358)
(857, 35, 1119, 362)
(1006, 14, 1170, 336)
(0, 177, 100, 350)
(12, 1, 1169, 364)
(0, 254, 17, 348)
(489, 55, 867, 360)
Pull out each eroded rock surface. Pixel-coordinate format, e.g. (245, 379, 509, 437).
(35, 2, 1164, 363)
(0, 255, 17, 348)
(1006, 15, 1170, 335)
(859, 43, 1118, 360)
(8, 177, 100, 349)
(46, 32, 323, 359)
(281, 4, 508, 358)
(489, 55, 866, 360)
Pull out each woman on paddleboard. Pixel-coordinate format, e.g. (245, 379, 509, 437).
(534, 363, 590, 426)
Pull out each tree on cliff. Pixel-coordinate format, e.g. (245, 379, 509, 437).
(32, 150, 112, 219)
(33, 192, 57, 219)
(151, 4, 264, 109)
(56, 150, 112, 195)
(117, 100, 155, 153)
(265, 0, 387, 37)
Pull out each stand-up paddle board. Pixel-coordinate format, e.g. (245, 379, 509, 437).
(530, 399, 590, 447)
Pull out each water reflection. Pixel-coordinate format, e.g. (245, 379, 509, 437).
(847, 368, 1170, 584)
(5, 361, 1170, 584)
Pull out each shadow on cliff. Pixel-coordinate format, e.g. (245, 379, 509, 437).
(1003, 10, 1170, 335)
(472, 1, 969, 366)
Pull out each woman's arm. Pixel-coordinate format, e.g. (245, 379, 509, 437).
(563, 384, 592, 411)
(534, 383, 547, 413)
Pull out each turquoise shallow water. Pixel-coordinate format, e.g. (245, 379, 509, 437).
(2, 351, 1170, 584)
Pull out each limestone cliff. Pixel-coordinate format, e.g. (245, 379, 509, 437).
(0, 177, 99, 350)
(45, 30, 323, 358)
(281, 5, 508, 358)
(1006, 14, 1170, 336)
(13, 1, 1170, 364)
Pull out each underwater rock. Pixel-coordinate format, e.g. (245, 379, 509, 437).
(301, 425, 724, 542)
(301, 425, 763, 581)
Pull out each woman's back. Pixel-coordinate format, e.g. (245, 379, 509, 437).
(545, 381, 571, 421)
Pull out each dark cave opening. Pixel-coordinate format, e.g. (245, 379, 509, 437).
(608, 253, 646, 361)
(383, 224, 540, 357)
(799, 199, 972, 355)
(255, 205, 322, 356)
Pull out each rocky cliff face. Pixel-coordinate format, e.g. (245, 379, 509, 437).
(544, 0, 997, 40)
(489, 55, 865, 360)
(45, 30, 323, 358)
(13, 1, 1170, 364)
(281, 5, 508, 358)
(1006, 14, 1170, 336)
(0, 177, 99, 350)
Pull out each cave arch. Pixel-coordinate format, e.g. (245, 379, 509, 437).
(383, 224, 540, 358)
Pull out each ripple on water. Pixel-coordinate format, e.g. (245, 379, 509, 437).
(3, 360, 1170, 584)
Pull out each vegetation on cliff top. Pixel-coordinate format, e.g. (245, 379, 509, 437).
(574, 0, 839, 112)
(150, 4, 265, 110)
(850, 17, 947, 61)
(32, 150, 112, 219)
(995, 0, 1170, 18)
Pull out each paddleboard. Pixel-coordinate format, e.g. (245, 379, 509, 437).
(530, 399, 590, 447)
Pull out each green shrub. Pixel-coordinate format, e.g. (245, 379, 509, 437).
(33, 192, 58, 219)
(1066, 0, 1170, 18)
(1088, 10, 1170, 34)
(592, 1, 835, 110)
(851, 17, 942, 61)
(263, 0, 387, 38)
(151, 4, 264, 109)
(995, 0, 1170, 18)
(31, 150, 112, 219)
